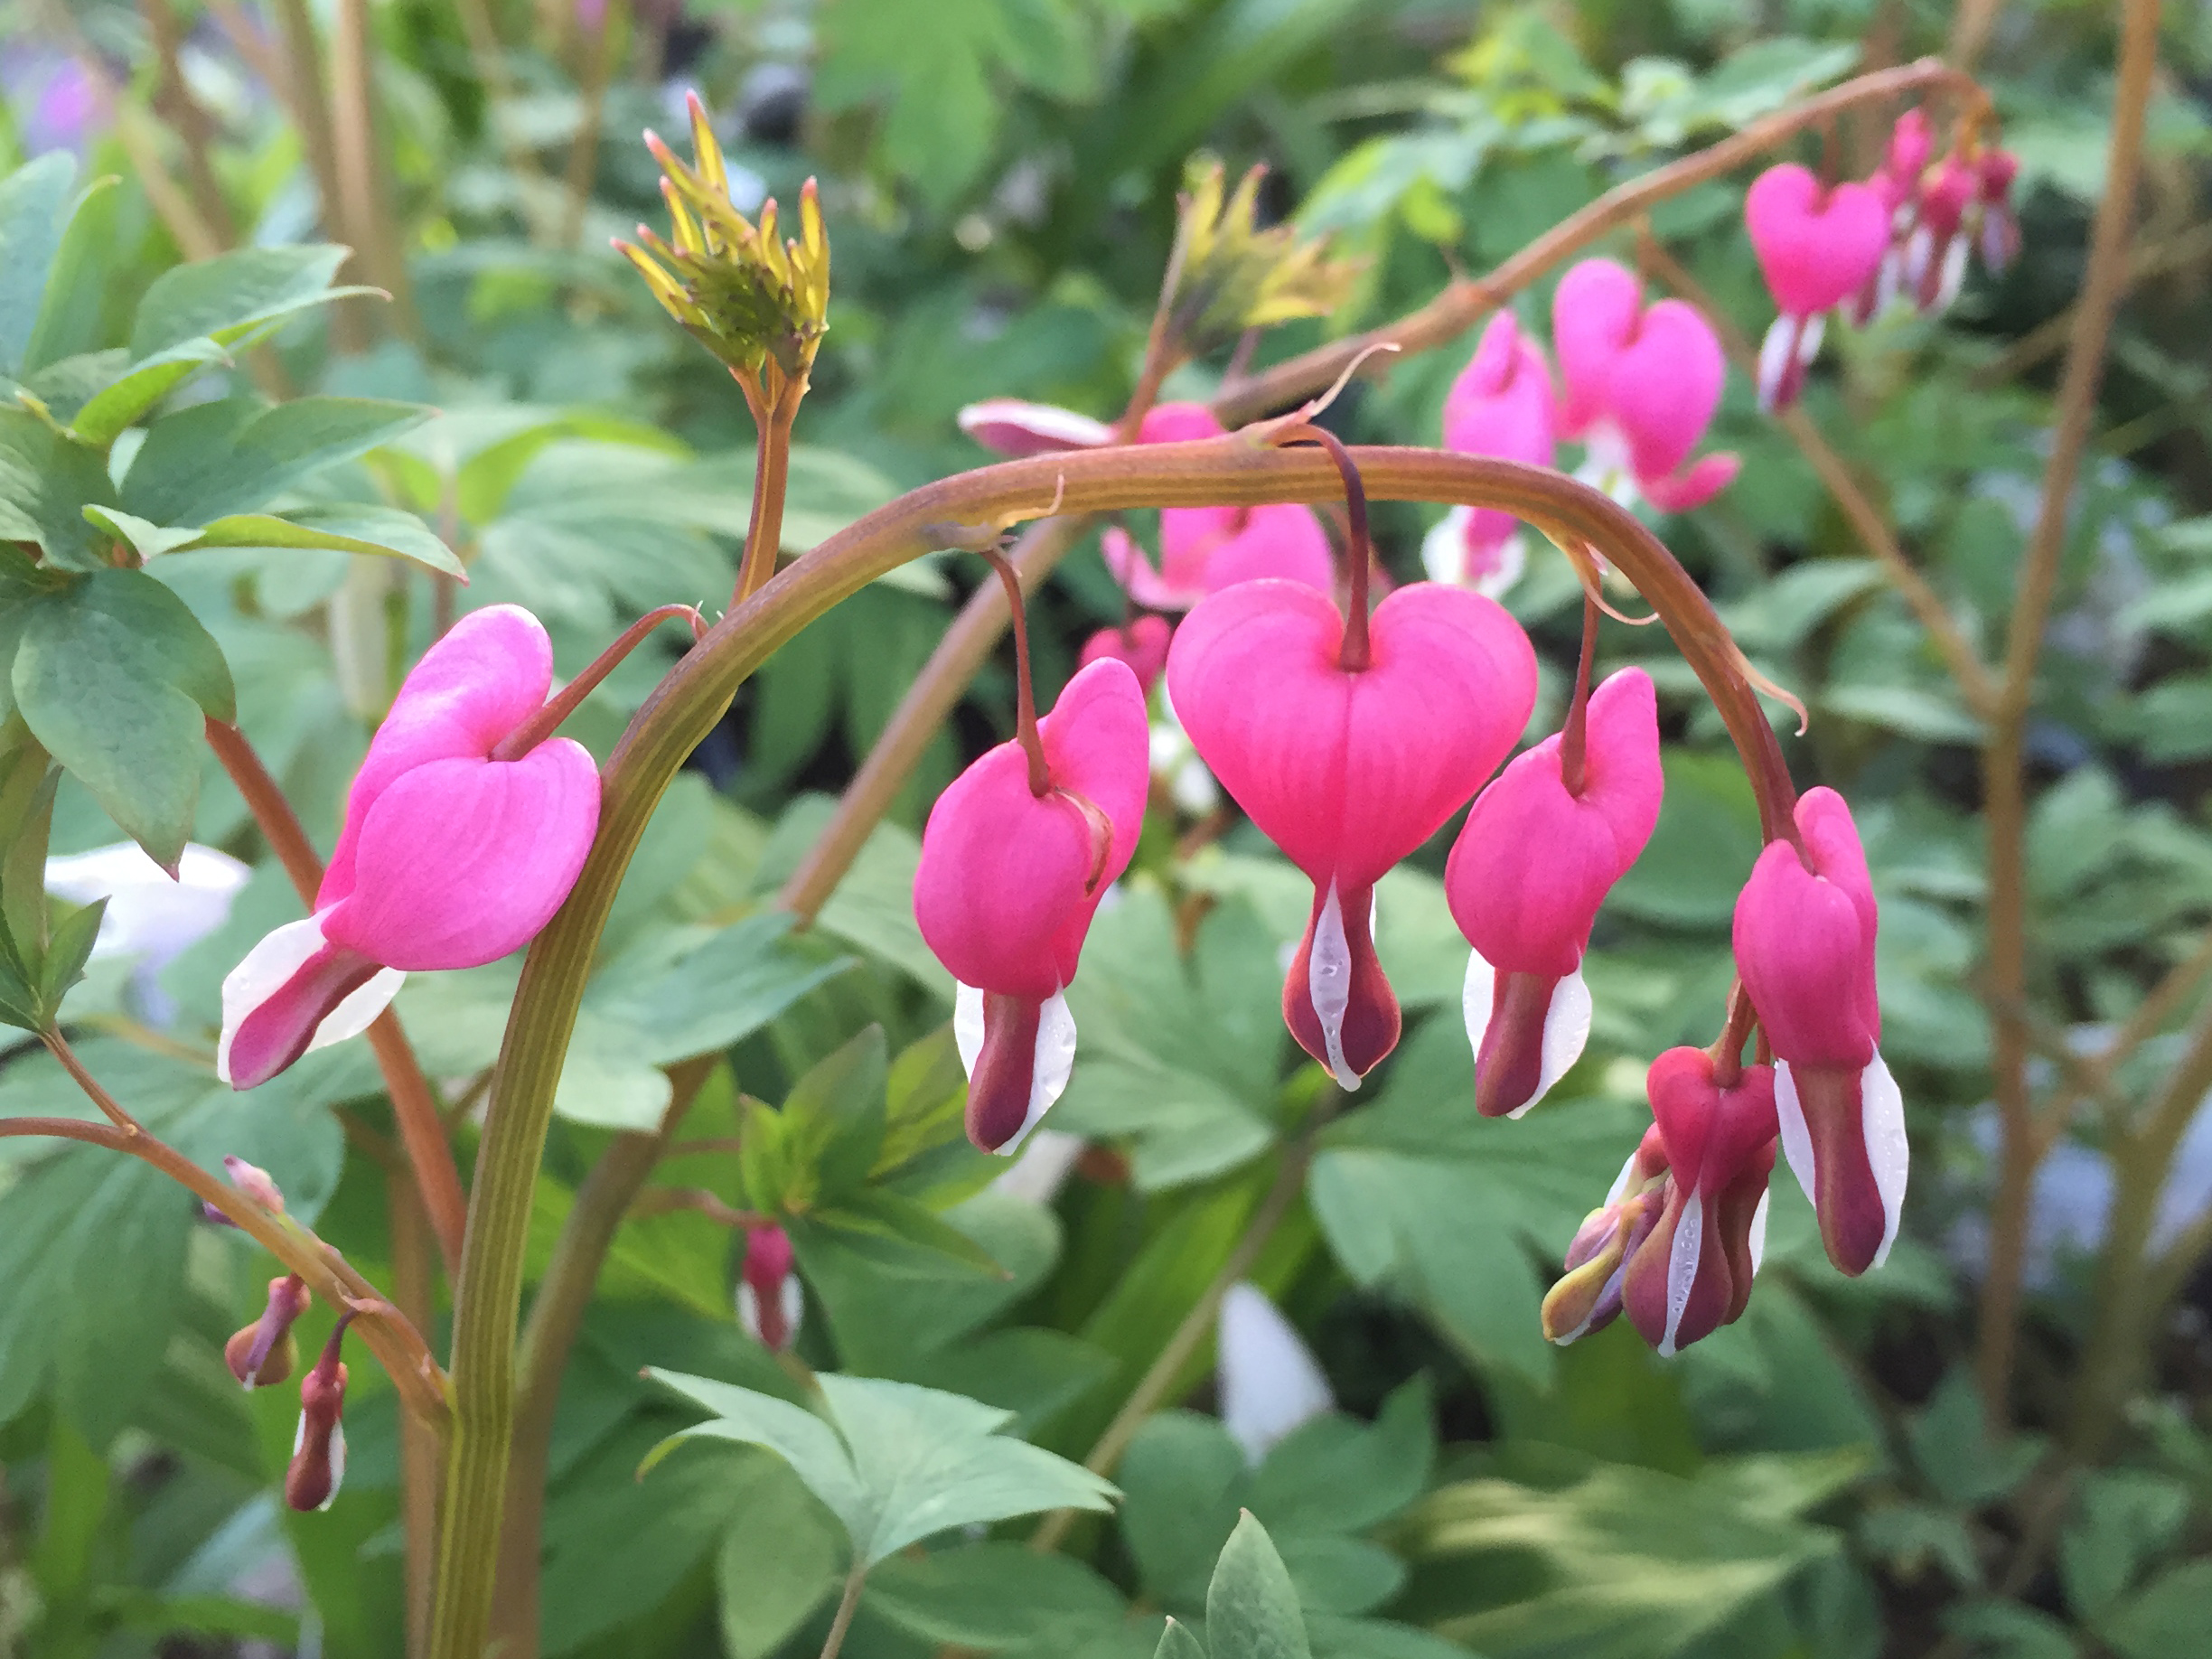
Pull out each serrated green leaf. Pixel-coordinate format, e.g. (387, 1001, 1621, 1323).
(1208, 1514, 1311, 1659)
(36, 895, 105, 1016)
(783, 1025, 889, 1198)
(0, 408, 121, 572)
(815, 1188, 1010, 1279)
(0, 155, 79, 377)
(119, 396, 429, 528)
(185, 508, 467, 580)
(866, 1542, 1127, 1650)
(11, 568, 236, 868)
(716, 1451, 849, 1659)
(643, 1368, 873, 1541)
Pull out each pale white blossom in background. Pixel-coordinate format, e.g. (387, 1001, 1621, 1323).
(1217, 1281, 1333, 1467)
(45, 843, 250, 1026)
(991, 1128, 1087, 1205)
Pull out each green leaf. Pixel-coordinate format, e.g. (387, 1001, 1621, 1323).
(183, 508, 468, 580)
(0, 920, 40, 1030)
(1247, 1377, 1433, 1537)
(2095, 1561, 2212, 1659)
(69, 246, 373, 445)
(1207, 1514, 1312, 1659)
(119, 396, 429, 528)
(35, 896, 105, 1014)
(643, 1369, 874, 1541)
(1936, 1598, 2076, 1659)
(783, 1024, 891, 1199)
(12, 569, 236, 868)
(587, 911, 852, 1067)
(80, 506, 205, 562)
(811, 1187, 1010, 1279)
(864, 1543, 1128, 1650)
(2060, 1470, 2191, 1620)
(0, 155, 80, 377)
(716, 1452, 849, 1659)
(1158, 1619, 1210, 1659)
(1907, 1371, 2043, 1509)
(1121, 1411, 1247, 1609)
(0, 408, 121, 572)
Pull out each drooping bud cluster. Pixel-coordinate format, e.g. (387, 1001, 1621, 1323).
(1544, 1048, 1780, 1356)
(286, 1317, 351, 1513)
(736, 1223, 802, 1352)
(1748, 110, 2019, 407)
(218, 606, 601, 1092)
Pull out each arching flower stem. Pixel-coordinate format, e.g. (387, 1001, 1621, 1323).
(489, 604, 706, 763)
(972, 546, 1052, 797)
(1272, 424, 1372, 670)
(1707, 980, 1758, 1090)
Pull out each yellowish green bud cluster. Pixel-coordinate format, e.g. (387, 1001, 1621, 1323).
(616, 92, 829, 395)
(1167, 159, 1362, 352)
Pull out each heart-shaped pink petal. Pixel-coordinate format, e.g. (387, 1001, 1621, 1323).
(1607, 298, 1727, 485)
(1551, 259, 1643, 437)
(1745, 164, 1891, 318)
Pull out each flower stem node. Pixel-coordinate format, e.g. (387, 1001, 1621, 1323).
(1731, 787, 1904, 1276)
(914, 661, 1150, 1153)
(619, 92, 828, 404)
(1448, 669, 1663, 1117)
(217, 607, 601, 1091)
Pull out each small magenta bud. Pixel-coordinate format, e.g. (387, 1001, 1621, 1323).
(737, 1224, 802, 1353)
(285, 1318, 351, 1512)
(226, 1274, 311, 1388)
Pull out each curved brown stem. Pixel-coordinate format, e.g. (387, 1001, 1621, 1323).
(490, 604, 704, 761)
(1558, 594, 1602, 797)
(1273, 426, 1371, 670)
(1213, 59, 1992, 425)
(974, 547, 1050, 795)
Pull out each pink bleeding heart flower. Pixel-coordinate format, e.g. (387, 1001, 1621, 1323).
(1975, 148, 2021, 276)
(1903, 155, 1979, 314)
(1619, 1047, 1780, 1356)
(1446, 669, 1662, 1117)
(914, 658, 1150, 1152)
(218, 605, 601, 1092)
(1104, 403, 1335, 609)
(1851, 111, 1939, 325)
(1746, 164, 1891, 410)
(286, 1318, 351, 1513)
(1422, 312, 1554, 595)
(1731, 786, 1903, 1276)
(958, 398, 1116, 457)
(1079, 615, 1173, 697)
(737, 1224, 802, 1352)
(1551, 259, 1739, 513)
(1167, 577, 1536, 1087)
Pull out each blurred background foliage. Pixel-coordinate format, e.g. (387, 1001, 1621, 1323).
(0, 2, 2210, 1658)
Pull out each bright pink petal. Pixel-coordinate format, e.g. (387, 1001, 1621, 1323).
(1639, 450, 1740, 513)
(1551, 259, 1642, 437)
(1036, 658, 1151, 982)
(1167, 579, 1537, 887)
(1137, 402, 1225, 445)
(1203, 503, 1335, 595)
(321, 605, 555, 909)
(1078, 616, 1173, 696)
(1607, 298, 1727, 483)
(320, 737, 600, 970)
(1745, 164, 1891, 318)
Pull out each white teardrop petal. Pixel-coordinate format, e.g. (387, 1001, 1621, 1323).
(780, 1276, 806, 1344)
(736, 1280, 763, 1345)
(996, 989, 1077, 1157)
(1218, 1282, 1333, 1467)
(1658, 1189, 1705, 1359)
(1861, 1049, 1908, 1269)
(1420, 507, 1474, 586)
(307, 968, 406, 1055)
(320, 1420, 346, 1512)
(1509, 969, 1592, 1120)
(1773, 1060, 1819, 1210)
(953, 980, 986, 1079)
(1475, 531, 1527, 601)
(218, 916, 332, 1086)
(1308, 883, 1360, 1091)
(1795, 312, 1828, 365)
(1756, 315, 1795, 411)
(1605, 1145, 1642, 1207)
(1461, 948, 1497, 1054)
(1748, 1189, 1770, 1276)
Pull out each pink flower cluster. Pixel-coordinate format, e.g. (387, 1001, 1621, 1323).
(1747, 110, 2019, 408)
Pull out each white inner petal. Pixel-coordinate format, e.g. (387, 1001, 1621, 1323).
(1658, 1188, 1705, 1359)
(219, 916, 332, 1085)
(1936, 236, 1971, 311)
(780, 1275, 806, 1344)
(1308, 883, 1360, 1091)
(1512, 968, 1593, 1120)
(1756, 314, 1795, 410)
(322, 1420, 346, 1513)
(1420, 507, 1474, 586)
(1475, 532, 1527, 601)
(1217, 1282, 1334, 1467)
(1748, 1188, 1771, 1276)
(1773, 1061, 1819, 1210)
(997, 989, 1077, 1157)
(1461, 948, 1497, 1054)
(953, 980, 986, 1078)
(1861, 1049, 1909, 1270)
(308, 969, 405, 1055)
(736, 1280, 763, 1345)
(1903, 226, 1934, 288)
(1795, 312, 1828, 365)
(1604, 1144, 1642, 1207)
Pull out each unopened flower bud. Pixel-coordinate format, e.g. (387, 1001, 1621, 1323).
(736, 1224, 802, 1352)
(225, 1274, 310, 1388)
(1542, 1185, 1661, 1345)
(286, 1320, 351, 1513)
(222, 1155, 286, 1213)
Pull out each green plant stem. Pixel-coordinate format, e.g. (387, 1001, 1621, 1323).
(202, 717, 469, 1276)
(455, 0, 553, 240)
(1030, 1123, 1324, 1555)
(736, 383, 802, 605)
(144, 0, 239, 248)
(1212, 58, 1991, 425)
(1975, 0, 2160, 1433)
(389, 1167, 442, 1659)
(8, 1038, 447, 1425)
(819, 1564, 867, 1659)
(488, 1054, 717, 1658)
(558, 0, 619, 248)
(426, 440, 1798, 1659)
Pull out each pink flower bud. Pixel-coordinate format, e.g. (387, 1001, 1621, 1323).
(286, 1325, 350, 1513)
(219, 606, 601, 1091)
(1732, 788, 1904, 1276)
(1902, 157, 1978, 313)
(915, 660, 1150, 1151)
(1886, 110, 1934, 191)
(1975, 149, 2021, 276)
(222, 1154, 286, 1212)
(737, 1224, 802, 1352)
(957, 398, 1116, 457)
(1424, 313, 1554, 593)
(1552, 259, 1737, 511)
(226, 1274, 310, 1388)
(1167, 579, 1536, 1087)
(1620, 1048, 1779, 1355)
(1078, 616, 1173, 697)
(1447, 670, 1663, 1116)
